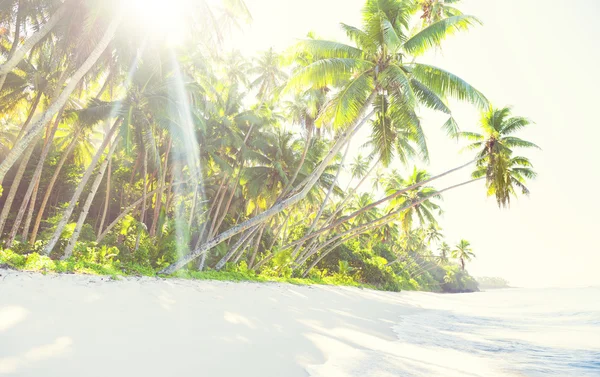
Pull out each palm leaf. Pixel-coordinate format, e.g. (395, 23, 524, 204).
(404, 15, 480, 56)
(410, 63, 488, 108)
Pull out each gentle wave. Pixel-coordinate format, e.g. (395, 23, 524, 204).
(307, 287, 600, 377)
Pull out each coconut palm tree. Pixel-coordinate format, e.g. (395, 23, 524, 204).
(437, 241, 451, 264)
(160, 0, 488, 273)
(452, 239, 474, 270)
(385, 167, 441, 234)
(461, 106, 539, 207)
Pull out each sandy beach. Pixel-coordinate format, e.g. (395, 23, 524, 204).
(1, 269, 427, 376)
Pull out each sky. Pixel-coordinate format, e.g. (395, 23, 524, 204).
(225, 0, 600, 288)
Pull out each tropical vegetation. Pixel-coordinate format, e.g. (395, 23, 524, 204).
(0, 0, 538, 293)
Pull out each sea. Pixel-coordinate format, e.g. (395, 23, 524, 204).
(307, 287, 600, 377)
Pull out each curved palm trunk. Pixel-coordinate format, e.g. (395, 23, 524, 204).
(43, 120, 120, 255)
(63, 139, 119, 258)
(248, 223, 266, 269)
(0, 143, 35, 237)
(296, 178, 484, 267)
(281, 159, 478, 252)
(134, 150, 149, 251)
(0, 13, 122, 183)
(159, 96, 377, 274)
(8, 110, 64, 246)
(278, 127, 313, 200)
(29, 127, 81, 244)
(0, 3, 66, 74)
(293, 142, 350, 261)
(0, 0, 23, 92)
(150, 138, 172, 237)
(97, 157, 112, 235)
(214, 228, 256, 270)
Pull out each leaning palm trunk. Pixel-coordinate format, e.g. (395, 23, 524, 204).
(0, 4, 67, 92)
(97, 157, 112, 235)
(0, 14, 122, 183)
(43, 120, 120, 255)
(296, 178, 484, 267)
(214, 228, 257, 270)
(62, 139, 119, 258)
(281, 159, 478, 252)
(0, 143, 35, 236)
(29, 127, 81, 244)
(134, 150, 149, 251)
(293, 142, 350, 260)
(6, 112, 63, 246)
(158, 95, 377, 274)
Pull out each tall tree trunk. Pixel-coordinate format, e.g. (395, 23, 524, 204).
(63, 139, 119, 258)
(2, 1, 24, 78)
(29, 127, 81, 244)
(149, 138, 172, 237)
(0, 14, 122, 183)
(8, 110, 64, 245)
(159, 96, 377, 274)
(97, 158, 111, 235)
(248, 223, 266, 269)
(0, 3, 67, 79)
(0, 143, 35, 236)
(296, 178, 484, 267)
(278, 127, 312, 200)
(282, 159, 478, 252)
(42, 120, 120, 255)
(96, 183, 182, 244)
(292, 142, 350, 260)
(134, 150, 148, 251)
(214, 229, 256, 270)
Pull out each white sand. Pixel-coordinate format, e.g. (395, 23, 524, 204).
(0, 269, 507, 377)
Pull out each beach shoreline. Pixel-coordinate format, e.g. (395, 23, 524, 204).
(0, 268, 418, 376)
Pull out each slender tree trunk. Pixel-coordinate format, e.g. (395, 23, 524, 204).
(97, 158, 111, 235)
(0, 143, 35, 237)
(8, 110, 64, 246)
(150, 138, 172, 237)
(134, 150, 148, 251)
(206, 176, 229, 238)
(293, 142, 350, 260)
(0, 14, 122, 183)
(159, 94, 377, 274)
(29, 127, 81, 244)
(248, 223, 266, 268)
(296, 178, 484, 267)
(281, 159, 478, 252)
(96, 183, 183, 244)
(63, 139, 119, 258)
(277, 127, 313, 201)
(0, 0, 23, 90)
(214, 229, 256, 270)
(43, 120, 120, 255)
(0, 3, 66, 77)
(15, 91, 43, 142)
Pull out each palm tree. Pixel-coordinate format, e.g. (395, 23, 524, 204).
(452, 239, 474, 270)
(385, 167, 441, 234)
(461, 106, 539, 207)
(161, 0, 488, 273)
(249, 48, 288, 102)
(437, 241, 451, 263)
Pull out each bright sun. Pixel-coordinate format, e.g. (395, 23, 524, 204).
(124, 0, 189, 45)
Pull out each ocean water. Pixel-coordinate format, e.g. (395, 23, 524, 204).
(307, 287, 600, 377)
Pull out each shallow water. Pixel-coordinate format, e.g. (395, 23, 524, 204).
(307, 287, 600, 377)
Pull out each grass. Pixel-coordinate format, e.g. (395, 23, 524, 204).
(0, 249, 374, 290)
